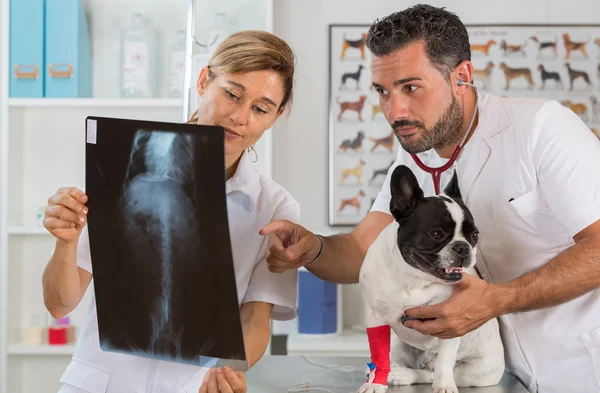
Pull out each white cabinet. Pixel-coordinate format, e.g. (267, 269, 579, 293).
(0, 1, 273, 393)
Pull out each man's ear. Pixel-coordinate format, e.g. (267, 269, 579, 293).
(389, 165, 424, 221)
(196, 67, 209, 97)
(454, 60, 474, 93)
(443, 170, 462, 200)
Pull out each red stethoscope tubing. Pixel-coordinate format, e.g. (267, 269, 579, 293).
(410, 145, 462, 196)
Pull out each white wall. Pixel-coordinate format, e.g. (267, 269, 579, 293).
(271, 0, 600, 329)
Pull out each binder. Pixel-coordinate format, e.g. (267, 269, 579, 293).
(9, 0, 45, 97)
(45, 0, 92, 97)
(297, 269, 338, 334)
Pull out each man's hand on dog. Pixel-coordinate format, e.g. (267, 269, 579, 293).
(403, 273, 502, 339)
(259, 220, 322, 272)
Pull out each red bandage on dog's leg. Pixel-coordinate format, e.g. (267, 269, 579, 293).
(366, 324, 391, 385)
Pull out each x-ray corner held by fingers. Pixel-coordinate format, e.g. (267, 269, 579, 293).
(84, 116, 248, 371)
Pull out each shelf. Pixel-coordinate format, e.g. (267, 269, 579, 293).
(8, 98, 183, 108)
(7, 227, 50, 235)
(287, 328, 369, 357)
(8, 344, 74, 356)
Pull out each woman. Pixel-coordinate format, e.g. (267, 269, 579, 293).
(42, 30, 301, 393)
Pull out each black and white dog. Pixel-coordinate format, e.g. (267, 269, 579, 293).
(358, 165, 504, 393)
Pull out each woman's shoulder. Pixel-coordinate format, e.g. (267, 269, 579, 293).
(253, 168, 299, 213)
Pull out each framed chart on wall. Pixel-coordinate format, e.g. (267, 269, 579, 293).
(466, 24, 600, 138)
(328, 23, 600, 227)
(328, 24, 397, 226)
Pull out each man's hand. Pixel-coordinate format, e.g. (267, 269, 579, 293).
(199, 367, 246, 393)
(259, 220, 321, 273)
(403, 273, 504, 339)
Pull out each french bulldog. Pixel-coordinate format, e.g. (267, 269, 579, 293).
(358, 165, 505, 393)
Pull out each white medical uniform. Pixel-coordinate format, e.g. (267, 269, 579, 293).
(57, 151, 300, 393)
(371, 92, 600, 393)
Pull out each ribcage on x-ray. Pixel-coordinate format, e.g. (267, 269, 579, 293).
(124, 130, 197, 186)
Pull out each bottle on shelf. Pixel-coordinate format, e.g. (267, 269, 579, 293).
(120, 13, 157, 98)
(48, 316, 75, 345)
(167, 30, 186, 99)
(22, 314, 44, 345)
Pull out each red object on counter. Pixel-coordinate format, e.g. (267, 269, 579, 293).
(48, 326, 67, 345)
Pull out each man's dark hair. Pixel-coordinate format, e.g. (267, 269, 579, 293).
(365, 4, 471, 80)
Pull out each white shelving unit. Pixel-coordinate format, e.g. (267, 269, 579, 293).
(287, 329, 369, 358)
(0, 1, 274, 393)
(8, 98, 183, 108)
(0, 1, 8, 393)
(7, 227, 50, 236)
(8, 344, 75, 356)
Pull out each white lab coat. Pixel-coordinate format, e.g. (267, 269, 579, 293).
(56, 151, 300, 393)
(372, 92, 600, 393)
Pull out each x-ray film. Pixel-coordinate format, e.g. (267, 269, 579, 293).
(85, 116, 247, 371)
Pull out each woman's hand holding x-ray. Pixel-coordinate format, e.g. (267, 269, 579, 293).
(199, 367, 247, 393)
(44, 187, 89, 243)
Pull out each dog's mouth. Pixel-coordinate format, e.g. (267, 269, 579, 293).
(433, 267, 463, 282)
(409, 251, 464, 283)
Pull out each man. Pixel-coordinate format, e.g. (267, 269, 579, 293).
(260, 5, 600, 393)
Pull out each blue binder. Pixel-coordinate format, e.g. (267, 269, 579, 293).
(45, 0, 92, 97)
(9, 0, 45, 97)
(297, 269, 338, 334)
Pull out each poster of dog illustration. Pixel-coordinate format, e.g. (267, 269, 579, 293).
(329, 24, 399, 226)
(85, 116, 247, 371)
(329, 24, 600, 226)
(467, 24, 600, 141)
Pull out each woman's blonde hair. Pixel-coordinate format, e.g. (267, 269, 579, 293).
(188, 30, 295, 123)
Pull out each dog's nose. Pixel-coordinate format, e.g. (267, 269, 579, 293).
(452, 242, 470, 259)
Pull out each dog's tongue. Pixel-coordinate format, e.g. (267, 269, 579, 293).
(444, 267, 462, 274)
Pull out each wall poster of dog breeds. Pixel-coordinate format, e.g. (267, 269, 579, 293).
(329, 24, 399, 226)
(467, 24, 600, 140)
(85, 117, 248, 371)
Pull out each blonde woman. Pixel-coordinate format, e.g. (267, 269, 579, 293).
(42, 30, 301, 393)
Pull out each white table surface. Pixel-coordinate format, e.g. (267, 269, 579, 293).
(245, 355, 528, 392)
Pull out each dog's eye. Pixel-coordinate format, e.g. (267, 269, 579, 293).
(430, 230, 443, 240)
(472, 231, 479, 240)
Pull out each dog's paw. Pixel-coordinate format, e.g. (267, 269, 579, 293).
(432, 381, 458, 393)
(357, 382, 388, 393)
(387, 365, 419, 385)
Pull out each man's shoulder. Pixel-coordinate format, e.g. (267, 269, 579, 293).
(486, 92, 558, 117)
(481, 92, 569, 140)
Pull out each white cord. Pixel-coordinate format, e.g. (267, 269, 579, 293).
(457, 82, 479, 149)
(287, 356, 357, 393)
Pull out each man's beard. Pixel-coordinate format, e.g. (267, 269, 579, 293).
(392, 95, 464, 155)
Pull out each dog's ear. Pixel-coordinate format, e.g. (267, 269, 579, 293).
(389, 165, 423, 221)
(443, 170, 462, 200)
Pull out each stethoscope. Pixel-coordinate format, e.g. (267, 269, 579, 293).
(410, 80, 479, 195)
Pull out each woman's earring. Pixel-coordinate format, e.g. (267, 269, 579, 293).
(247, 144, 258, 163)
